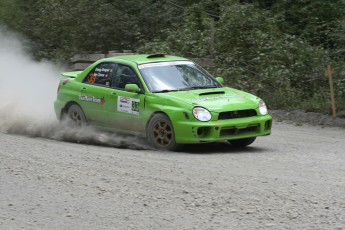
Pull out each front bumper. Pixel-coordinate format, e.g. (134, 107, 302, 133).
(173, 115, 272, 144)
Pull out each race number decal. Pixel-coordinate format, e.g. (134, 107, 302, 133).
(88, 73, 96, 83)
(117, 96, 140, 115)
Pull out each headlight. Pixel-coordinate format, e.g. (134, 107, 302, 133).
(259, 100, 268, 115)
(193, 107, 211, 122)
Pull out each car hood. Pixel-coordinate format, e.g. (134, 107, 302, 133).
(155, 87, 259, 112)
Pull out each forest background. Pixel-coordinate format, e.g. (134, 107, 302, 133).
(1, 0, 344, 113)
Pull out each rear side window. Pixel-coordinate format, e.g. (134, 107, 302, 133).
(83, 62, 116, 87)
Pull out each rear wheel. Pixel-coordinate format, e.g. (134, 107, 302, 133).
(146, 114, 179, 151)
(66, 104, 87, 127)
(228, 137, 256, 147)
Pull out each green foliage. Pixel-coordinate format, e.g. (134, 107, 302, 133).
(214, 3, 330, 109)
(271, 0, 345, 46)
(0, 0, 22, 30)
(137, 3, 212, 57)
(1, 0, 345, 113)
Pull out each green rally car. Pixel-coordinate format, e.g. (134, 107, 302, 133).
(54, 54, 272, 150)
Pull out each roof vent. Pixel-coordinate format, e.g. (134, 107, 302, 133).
(147, 54, 166, 58)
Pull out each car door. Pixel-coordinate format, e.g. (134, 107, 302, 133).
(78, 62, 117, 126)
(107, 64, 147, 133)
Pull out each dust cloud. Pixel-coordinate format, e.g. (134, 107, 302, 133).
(0, 27, 149, 150)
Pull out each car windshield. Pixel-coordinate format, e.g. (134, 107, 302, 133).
(138, 61, 221, 93)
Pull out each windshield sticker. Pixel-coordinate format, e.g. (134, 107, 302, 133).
(138, 61, 194, 69)
(192, 95, 245, 103)
(94, 67, 113, 78)
(118, 96, 140, 115)
(79, 95, 105, 104)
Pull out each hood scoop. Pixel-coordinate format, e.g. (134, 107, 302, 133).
(199, 91, 225, 96)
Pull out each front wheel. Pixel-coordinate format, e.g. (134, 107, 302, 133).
(146, 114, 179, 151)
(228, 137, 256, 147)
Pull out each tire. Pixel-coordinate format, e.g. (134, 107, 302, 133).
(146, 114, 179, 151)
(228, 137, 256, 147)
(66, 104, 87, 128)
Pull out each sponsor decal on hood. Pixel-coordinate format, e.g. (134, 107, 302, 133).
(192, 94, 245, 103)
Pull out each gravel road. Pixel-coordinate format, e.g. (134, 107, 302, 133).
(1, 121, 345, 230)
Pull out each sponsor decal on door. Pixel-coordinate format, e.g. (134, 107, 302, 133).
(117, 96, 140, 115)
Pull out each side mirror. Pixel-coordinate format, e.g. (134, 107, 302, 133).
(215, 76, 224, 84)
(125, 84, 140, 93)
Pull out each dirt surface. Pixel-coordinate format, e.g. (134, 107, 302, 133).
(270, 110, 345, 127)
(1, 121, 345, 230)
(1, 27, 344, 230)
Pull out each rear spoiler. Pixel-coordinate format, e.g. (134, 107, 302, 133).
(61, 71, 82, 78)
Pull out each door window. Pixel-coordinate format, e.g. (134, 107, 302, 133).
(112, 65, 141, 90)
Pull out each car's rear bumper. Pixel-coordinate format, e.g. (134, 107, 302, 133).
(54, 100, 64, 120)
(173, 115, 272, 143)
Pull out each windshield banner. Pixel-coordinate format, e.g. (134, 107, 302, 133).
(138, 61, 194, 69)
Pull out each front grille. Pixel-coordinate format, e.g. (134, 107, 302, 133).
(218, 109, 257, 120)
